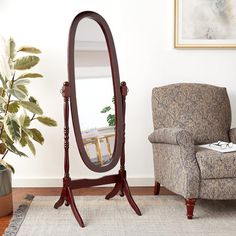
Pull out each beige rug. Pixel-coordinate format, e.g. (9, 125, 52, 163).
(4, 195, 236, 236)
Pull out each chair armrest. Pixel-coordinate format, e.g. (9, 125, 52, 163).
(148, 128, 194, 147)
(229, 128, 236, 143)
(149, 128, 199, 198)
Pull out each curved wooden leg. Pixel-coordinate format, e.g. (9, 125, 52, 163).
(119, 181, 124, 197)
(154, 181, 160, 195)
(119, 189, 124, 197)
(54, 187, 66, 209)
(67, 188, 85, 227)
(123, 179, 141, 216)
(65, 188, 70, 206)
(54, 196, 65, 209)
(105, 182, 121, 200)
(185, 198, 196, 219)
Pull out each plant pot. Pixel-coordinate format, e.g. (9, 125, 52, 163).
(0, 168, 13, 217)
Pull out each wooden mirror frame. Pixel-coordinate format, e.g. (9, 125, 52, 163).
(68, 11, 123, 172)
(54, 11, 141, 228)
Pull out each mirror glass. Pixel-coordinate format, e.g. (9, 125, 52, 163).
(74, 18, 115, 167)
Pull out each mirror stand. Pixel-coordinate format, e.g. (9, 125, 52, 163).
(54, 81, 141, 228)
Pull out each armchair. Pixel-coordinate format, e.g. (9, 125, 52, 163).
(149, 83, 236, 219)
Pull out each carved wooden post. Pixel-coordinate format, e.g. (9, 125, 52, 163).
(63, 82, 70, 180)
(54, 82, 71, 209)
(54, 82, 84, 227)
(119, 82, 128, 196)
(120, 81, 127, 171)
(62, 82, 71, 206)
(119, 82, 141, 216)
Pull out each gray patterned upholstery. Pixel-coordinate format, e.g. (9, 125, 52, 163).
(229, 128, 236, 143)
(148, 127, 194, 146)
(151, 143, 200, 198)
(152, 83, 231, 145)
(149, 83, 236, 200)
(200, 178, 236, 200)
(196, 147, 236, 179)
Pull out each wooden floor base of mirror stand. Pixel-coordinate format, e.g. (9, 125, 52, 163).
(105, 170, 141, 217)
(54, 81, 141, 227)
(54, 169, 141, 227)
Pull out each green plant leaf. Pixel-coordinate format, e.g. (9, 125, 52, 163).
(19, 131, 28, 147)
(100, 106, 111, 113)
(20, 101, 43, 115)
(8, 38, 16, 60)
(0, 105, 5, 113)
(29, 128, 44, 145)
(3, 114, 21, 141)
(17, 73, 43, 80)
(18, 47, 41, 54)
(21, 127, 33, 137)
(1, 131, 13, 144)
(24, 117, 31, 127)
(36, 116, 57, 126)
(107, 114, 115, 126)
(14, 79, 30, 86)
(29, 96, 38, 104)
(16, 85, 28, 96)
(0, 73, 7, 89)
(19, 114, 31, 127)
(7, 88, 27, 100)
(25, 136, 36, 155)
(0, 159, 15, 174)
(0, 87, 6, 97)
(5, 162, 15, 174)
(3, 140, 27, 157)
(0, 96, 6, 104)
(8, 102, 20, 113)
(0, 164, 5, 171)
(14, 56, 39, 70)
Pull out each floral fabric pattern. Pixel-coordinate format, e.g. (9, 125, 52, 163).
(150, 83, 236, 200)
(151, 143, 200, 198)
(196, 147, 236, 179)
(152, 83, 231, 145)
(200, 178, 236, 200)
(229, 128, 236, 143)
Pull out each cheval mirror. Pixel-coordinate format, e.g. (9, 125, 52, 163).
(54, 11, 141, 227)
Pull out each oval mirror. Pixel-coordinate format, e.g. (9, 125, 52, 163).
(68, 11, 123, 172)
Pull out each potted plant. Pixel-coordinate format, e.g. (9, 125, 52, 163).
(0, 37, 57, 217)
(100, 97, 115, 127)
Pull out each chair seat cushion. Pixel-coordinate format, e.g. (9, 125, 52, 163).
(196, 147, 236, 179)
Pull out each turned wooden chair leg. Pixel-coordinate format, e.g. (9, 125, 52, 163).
(185, 198, 196, 219)
(154, 181, 160, 195)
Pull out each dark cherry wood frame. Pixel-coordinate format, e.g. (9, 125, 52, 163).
(68, 11, 123, 173)
(54, 11, 141, 227)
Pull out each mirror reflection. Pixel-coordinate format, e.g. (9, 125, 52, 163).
(74, 18, 115, 167)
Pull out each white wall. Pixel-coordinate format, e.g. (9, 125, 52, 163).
(1, 0, 236, 187)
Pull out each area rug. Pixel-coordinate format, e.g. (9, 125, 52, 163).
(4, 195, 236, 236)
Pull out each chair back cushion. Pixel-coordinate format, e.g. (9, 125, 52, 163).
(152, 83, 231, 144)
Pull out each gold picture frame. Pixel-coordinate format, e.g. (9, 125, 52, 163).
(174, 0, 236, 48)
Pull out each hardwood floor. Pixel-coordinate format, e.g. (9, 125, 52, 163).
(0, 187, 174, 234)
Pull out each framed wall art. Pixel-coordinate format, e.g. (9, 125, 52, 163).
(174, 0, 236, 48)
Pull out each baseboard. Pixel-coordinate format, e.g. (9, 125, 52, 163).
(12, 177, 154, 187)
